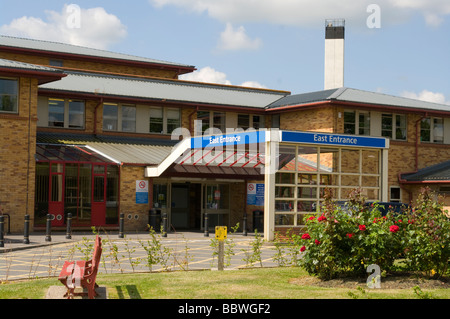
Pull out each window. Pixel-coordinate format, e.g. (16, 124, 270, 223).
(238, 114, 250, 130)
(103, 103, 136, 132)
(68, 100, 85, 129)
(167, 108, 181, 134)
(150, 107, 180, 134)
(49, 59, 63, 67)
(0, 78, 18, 113)
(275, 145, 381, 227)
(343, 110, 369, 136)
(382, 113, 406, 140)
(421, 117, 444, 143)
(390, 187, 401, 202)
(103, 103, 118, 131)
(121, 105, 136, 132)
(48, 98, 65, 127)
(196, 111, 225, 134)
(252, 115, 264, 129)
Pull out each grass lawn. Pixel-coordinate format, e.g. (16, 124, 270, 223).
(0, 267, 448, 300)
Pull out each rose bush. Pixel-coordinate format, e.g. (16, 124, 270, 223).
(297, 187, 449, 280)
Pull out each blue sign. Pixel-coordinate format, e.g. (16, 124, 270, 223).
(247, 183, 264, 206)
(281, 131, 388, 148)
(191, 130, 265, 149)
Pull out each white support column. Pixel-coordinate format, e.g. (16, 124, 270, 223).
(263, 129, 279, 241)
(381, 148, 389, 202)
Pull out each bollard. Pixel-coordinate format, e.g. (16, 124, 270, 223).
(162, 212, 167, 237)
(119, 213, 124, 238)
(23, 214, 30, 244)
(66, 213, 72, 239)
(45, 214, 52, 242)
(243, 212, 248, 236)
(204, 212, 209, 237)
(0, 216, 4, 247)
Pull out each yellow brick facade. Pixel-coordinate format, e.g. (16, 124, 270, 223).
(0, 77, 38, 232)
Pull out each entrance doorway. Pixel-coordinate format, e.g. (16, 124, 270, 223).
(35, 162, 119, 227)
(170, 183, 202, 230)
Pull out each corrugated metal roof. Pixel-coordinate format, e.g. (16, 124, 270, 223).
(267, 87, 450, 113)
(87, 143, 172, 165)
(0, 35, 195, 69)
(401, 160, 450, 182)
(40, 72, 288, 108)
(0, 58, 61, 73)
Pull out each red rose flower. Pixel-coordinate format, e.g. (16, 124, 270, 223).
(389, 225, 400, 233)
(314, 239, 320, 245)
(300, 245, 306, 252)
(317, 215, 327, 222)
(346, 233, 354, 238)
(359, 225, 366, 231)
(308, 216, 315, 221)
(301, 233, 311, 240)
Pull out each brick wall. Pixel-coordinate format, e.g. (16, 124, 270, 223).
(0, 51, 180, 79)
(119, 165, 151, 231)
(0, 77, 38, 232)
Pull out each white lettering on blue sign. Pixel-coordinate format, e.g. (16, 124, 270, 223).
(282, 131, 387, 148)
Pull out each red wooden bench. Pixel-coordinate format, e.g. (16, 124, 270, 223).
(58, 235, 102, 299)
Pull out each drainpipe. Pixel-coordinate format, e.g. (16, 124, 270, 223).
(94, 98, 103, 135)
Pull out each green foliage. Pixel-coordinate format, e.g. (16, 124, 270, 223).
(298, 187, 450, 280)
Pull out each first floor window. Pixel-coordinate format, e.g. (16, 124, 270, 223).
(122, 105, 136, 132)
(68, 100, 85, 129)
(103, 103, 118, 131)
(344, 110, 370, 136)
(0, 78, 18, 113)
(48, 98, 65, 127)
(421, 117, 444, 143)
(149, 107, 164, 133)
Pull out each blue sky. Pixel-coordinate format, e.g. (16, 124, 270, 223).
(1, 0, 449, 104)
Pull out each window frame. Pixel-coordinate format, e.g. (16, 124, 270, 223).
(0, 77, 19, 114)
(421, 117, 444, 144)
(149, 106, 181, 134)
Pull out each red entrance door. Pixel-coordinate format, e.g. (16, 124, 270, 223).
(91, 165, 106, 226)
(49, 163, 65, 226)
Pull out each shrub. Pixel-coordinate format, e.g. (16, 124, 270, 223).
(298, 187, 449, 280)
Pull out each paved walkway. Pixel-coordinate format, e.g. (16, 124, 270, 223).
(0, 231, 292, 282)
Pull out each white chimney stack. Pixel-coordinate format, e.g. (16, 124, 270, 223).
(324, 19, 345, 90)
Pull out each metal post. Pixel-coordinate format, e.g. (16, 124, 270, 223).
(243, 212, 247, 236)
(162, 212, 167, 237)
(23, 214, 30, 244)
(218, 239, 224, 271)
(119, 213, 124, 238)
(45, 214, 52, 242)
(66, 213, 72, 239)
(204, 212, 209, 237)
(0, 216, 4, 248)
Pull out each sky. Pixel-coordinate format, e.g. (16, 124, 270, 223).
(1, 0, 449, 104)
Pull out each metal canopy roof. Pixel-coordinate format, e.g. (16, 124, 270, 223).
(36, 144, 116, 163)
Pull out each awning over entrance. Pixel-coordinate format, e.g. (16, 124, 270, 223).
(36, 144, 117, 163)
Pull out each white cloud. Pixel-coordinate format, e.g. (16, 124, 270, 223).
(180, 66, 265, 88)
(0, 4, 127, 49)
(181, 66, 231, 85)
(402, 89, 450, 105)
(217, 23, 262, 51)
(150, 0, 450, 27)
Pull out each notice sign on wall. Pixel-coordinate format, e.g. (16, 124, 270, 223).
(247, 183, 264, 206)
(136, 180, 149, 204)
